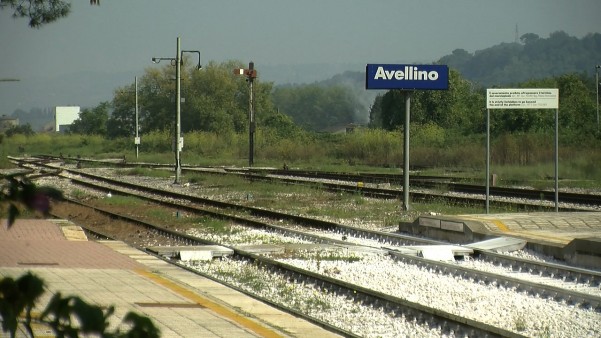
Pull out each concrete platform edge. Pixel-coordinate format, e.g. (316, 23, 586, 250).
(399, 213, 601, 269)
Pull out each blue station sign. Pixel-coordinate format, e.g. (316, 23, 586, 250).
(365, 64, 449, 90)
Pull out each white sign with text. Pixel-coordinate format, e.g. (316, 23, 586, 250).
(487, 88, 559, 109)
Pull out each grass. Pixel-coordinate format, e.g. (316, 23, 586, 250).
(100, 195, 142, 206)
(514, 313, 527, 332)
(192, 217, 235, 234)
(3, 130, 601, 190)
(4, 131, 600, 226)
(115, 167, 172, 178)
(294, 250, 363, 263)
(98, 169, 527, 229)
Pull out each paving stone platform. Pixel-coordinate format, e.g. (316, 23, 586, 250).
(0, 219, 342, 338)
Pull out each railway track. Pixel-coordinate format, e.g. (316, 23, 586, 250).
(26, 155, 601, 211)
(220, 168, 601, 210)
(239, 167, 601, 206)
(52, 198, 516, 337)
(14, 157, 601, 291)
(11, 157, 601, 336)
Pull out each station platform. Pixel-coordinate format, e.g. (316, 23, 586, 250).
(0, 219, 342, 338)
(400, 212, 601, 269)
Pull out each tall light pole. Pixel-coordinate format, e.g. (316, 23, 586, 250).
(152, 37, 201, 184)
(135, 76, 139, 159)
(595, 65, 601, 131)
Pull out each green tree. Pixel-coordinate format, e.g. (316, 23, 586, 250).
(436, 31, 601, 86)
(136, 67, 174, 133)
(272, 84, 359, 131)
(69, 102, 109, 135)
(520, 33, 540, 44)
(4, 124, 34, 137)
(116, 60, 278, 137)
(185, 60, 247, 134)
(368, 94, 384, 128)
(376, 69, 484, 133)
(378, 90, 406, 131)
(262, 110, 303, 140)
(107, 85, 137, 139)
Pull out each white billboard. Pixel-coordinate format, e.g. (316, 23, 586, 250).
(487, 88, 559, 109)
(54, 106, 80, 132)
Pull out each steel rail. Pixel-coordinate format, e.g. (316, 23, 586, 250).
(215, 170, 586, 212)
(51, 200, 360, 338)
(17, 158, 600, 310)
(230, 168, 601, 206)
(25, 155, 601, 208)
(388, 251, 601, 312)
(52, 198, 523, 338)
(52, 168, 601, 314)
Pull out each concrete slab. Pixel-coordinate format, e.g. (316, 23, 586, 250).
(147, 245, 234, 259)
(400, 212, 601, 269)
(465, 237, 527, 253)
(407, 245, 473, 258)
(235, 244, 286, 254)
(180, 250, 214, 261)
(420, 247, 456, 261)
(278, 243, 343, 252)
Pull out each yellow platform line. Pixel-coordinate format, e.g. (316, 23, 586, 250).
(491, 219, 509, 232)
(135, 269, 284, 338)
(458, 215, 509, 233)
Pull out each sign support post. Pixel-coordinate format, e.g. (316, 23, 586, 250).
(555, 107, 559, 211)
(486, 108, 490, 213)
(135, 76, 139, 159)
(366, 64, 449, 211)
(403, 91, 411, 210)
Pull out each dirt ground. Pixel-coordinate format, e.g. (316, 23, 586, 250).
(49, 199, 182, 247)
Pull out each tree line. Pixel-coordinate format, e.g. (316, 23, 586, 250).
(57, 62, 600, 148)
(368, 71, 600, 144)
(67, 60, 362, 137)
(438, 31, 601, 86)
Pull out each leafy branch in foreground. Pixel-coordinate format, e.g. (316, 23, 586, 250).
(1, 175, 62, 228)
(0, 272, 160, 337)
(0, 0, 99, 28)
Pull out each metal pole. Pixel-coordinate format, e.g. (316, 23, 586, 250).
(595, 65, 601, 131)
(555, 108, 559, 212)
(248, 62, 255, 167)
(486, 108, 490, 214)
(135, 76, 139, 159)
(175, 37, 182, 184)
(403, 91, 411, 211)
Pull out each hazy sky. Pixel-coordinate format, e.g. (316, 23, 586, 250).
(1, 0, 600, 113)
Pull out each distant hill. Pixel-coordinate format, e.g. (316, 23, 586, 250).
(6, 31, 599, 129)
(271, 31, 601, 127)
(437, 31, 601, 86)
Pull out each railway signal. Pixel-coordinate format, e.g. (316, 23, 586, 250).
(234, 62, 257, 167)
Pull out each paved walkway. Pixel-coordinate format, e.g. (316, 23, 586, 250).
(0, 219, 342, 338)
